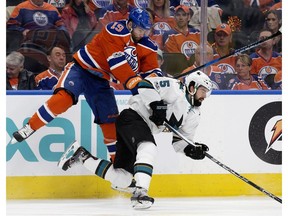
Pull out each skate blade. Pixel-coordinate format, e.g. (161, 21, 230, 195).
(9, 137, 18, 145)
(131, 200, 153, 210)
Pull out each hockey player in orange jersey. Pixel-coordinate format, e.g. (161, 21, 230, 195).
(10, 8, 162, 163)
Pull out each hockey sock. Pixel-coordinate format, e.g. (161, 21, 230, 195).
(100, 123, 117, 162)
(29, 90, 73, 130)
(83, 157, 132, 188)
(134, 142, 157, 190)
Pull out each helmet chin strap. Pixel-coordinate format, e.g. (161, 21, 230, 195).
(186, 86, 197, 106)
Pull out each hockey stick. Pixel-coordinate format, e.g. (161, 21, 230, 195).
(174, 30, 282, 79)
(163, 122, 282, 204)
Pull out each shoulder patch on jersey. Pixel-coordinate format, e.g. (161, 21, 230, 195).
(106, 20, 130, 36)
(138, 36, 158, 51)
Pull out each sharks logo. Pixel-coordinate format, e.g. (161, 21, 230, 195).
(248, 101, 282, 165)
(167, 113, 183, 129)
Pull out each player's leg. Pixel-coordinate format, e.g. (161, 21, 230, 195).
(114, 109, 157, 209)
(83, 75, 119, 162)
(10, 63, 83, 144)
(58, 140, 133, 189)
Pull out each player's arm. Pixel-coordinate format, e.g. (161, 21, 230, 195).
(172, 113, 209, 160)
(102, 22, 142, 92)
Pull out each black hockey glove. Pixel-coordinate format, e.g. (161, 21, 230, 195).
(149, 100, 167, 126)
(184, 143, 209, 160)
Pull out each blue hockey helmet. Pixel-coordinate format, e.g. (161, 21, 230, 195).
(129, 8, 152, 30)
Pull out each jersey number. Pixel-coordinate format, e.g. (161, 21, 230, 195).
(111, 22, 124, 32)
(159, 80, 170, 87)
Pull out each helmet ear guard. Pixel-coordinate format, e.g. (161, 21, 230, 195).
(184, 71, 213, 96)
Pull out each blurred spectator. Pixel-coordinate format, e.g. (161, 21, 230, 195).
(7, 0, 67, 37)
(269, 0, 281, 11)
(61, 0, 98, 52)
(129, 0, 148, 8)
(6, 51, 36, 90)
(249, 29, 282, 87)
(35, 46, 67, 90)
(169, 0, 219, 9)
(97, 0, 135, 30)
(227, 54, 269, 90)
(264, 10, 281, 53)
(172, 0, 222, 32)
(243, 0, 275, 12)
(218, 0, 265, 35)
(147, 0, 175, 50)
(163, 5, 200, 60)
(182, 44, 227, 89)
(211, 23, 236, 74)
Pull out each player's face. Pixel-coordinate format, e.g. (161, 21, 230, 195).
(131, 26, 150, 42)
(188, 85, 209, 106)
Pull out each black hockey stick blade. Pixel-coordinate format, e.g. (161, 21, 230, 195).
(174, 30, 282, 79)
(163, 122, 282, 204)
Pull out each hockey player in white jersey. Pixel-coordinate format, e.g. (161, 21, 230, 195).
(58, 71, 213, 209)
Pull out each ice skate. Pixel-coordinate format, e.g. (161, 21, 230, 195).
(131, 187, 154, 209)
(57, 141, 90, 171)
(10, 124, 35, 144)
(111, 179, 136, 194)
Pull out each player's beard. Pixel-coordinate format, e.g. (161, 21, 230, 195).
(193, 98, 202, 107)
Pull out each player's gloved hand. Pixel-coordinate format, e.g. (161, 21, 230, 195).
(184, 143, 209, 160)
(149, 100, 167, 126)
(124, 75, 142, 95)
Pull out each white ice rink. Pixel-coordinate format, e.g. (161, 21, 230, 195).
(6, 196, 282, 216)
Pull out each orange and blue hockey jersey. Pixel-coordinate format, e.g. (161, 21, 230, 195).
(163, 27, 200, 59)
(35, 68, 62, 90)
(250, 51, 282, 80)
(73, 19, 161, 84)
(227, 75, 270, 90)
(212, 45, 237, 74)
(7, 0, 66, 32)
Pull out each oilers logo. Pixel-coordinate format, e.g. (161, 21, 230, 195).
(153, 22, 172, 35)
(217, 63, 236, 74)
(33, 12, 48, 27)
(48, 0, 65, 8)
(181, 41, 198, 58)
(133, 0, 149, 9)
(124, 46, 139, 73)
(92, 0, 112, 8)
(258, 66, 278, 79)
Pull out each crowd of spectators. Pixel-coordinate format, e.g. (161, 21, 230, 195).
(6, 0, 282, 90)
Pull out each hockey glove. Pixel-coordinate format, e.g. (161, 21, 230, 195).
(149, 100, 167, 126)
(184, 143, 209, 160)
(124, 75, 142, 95)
